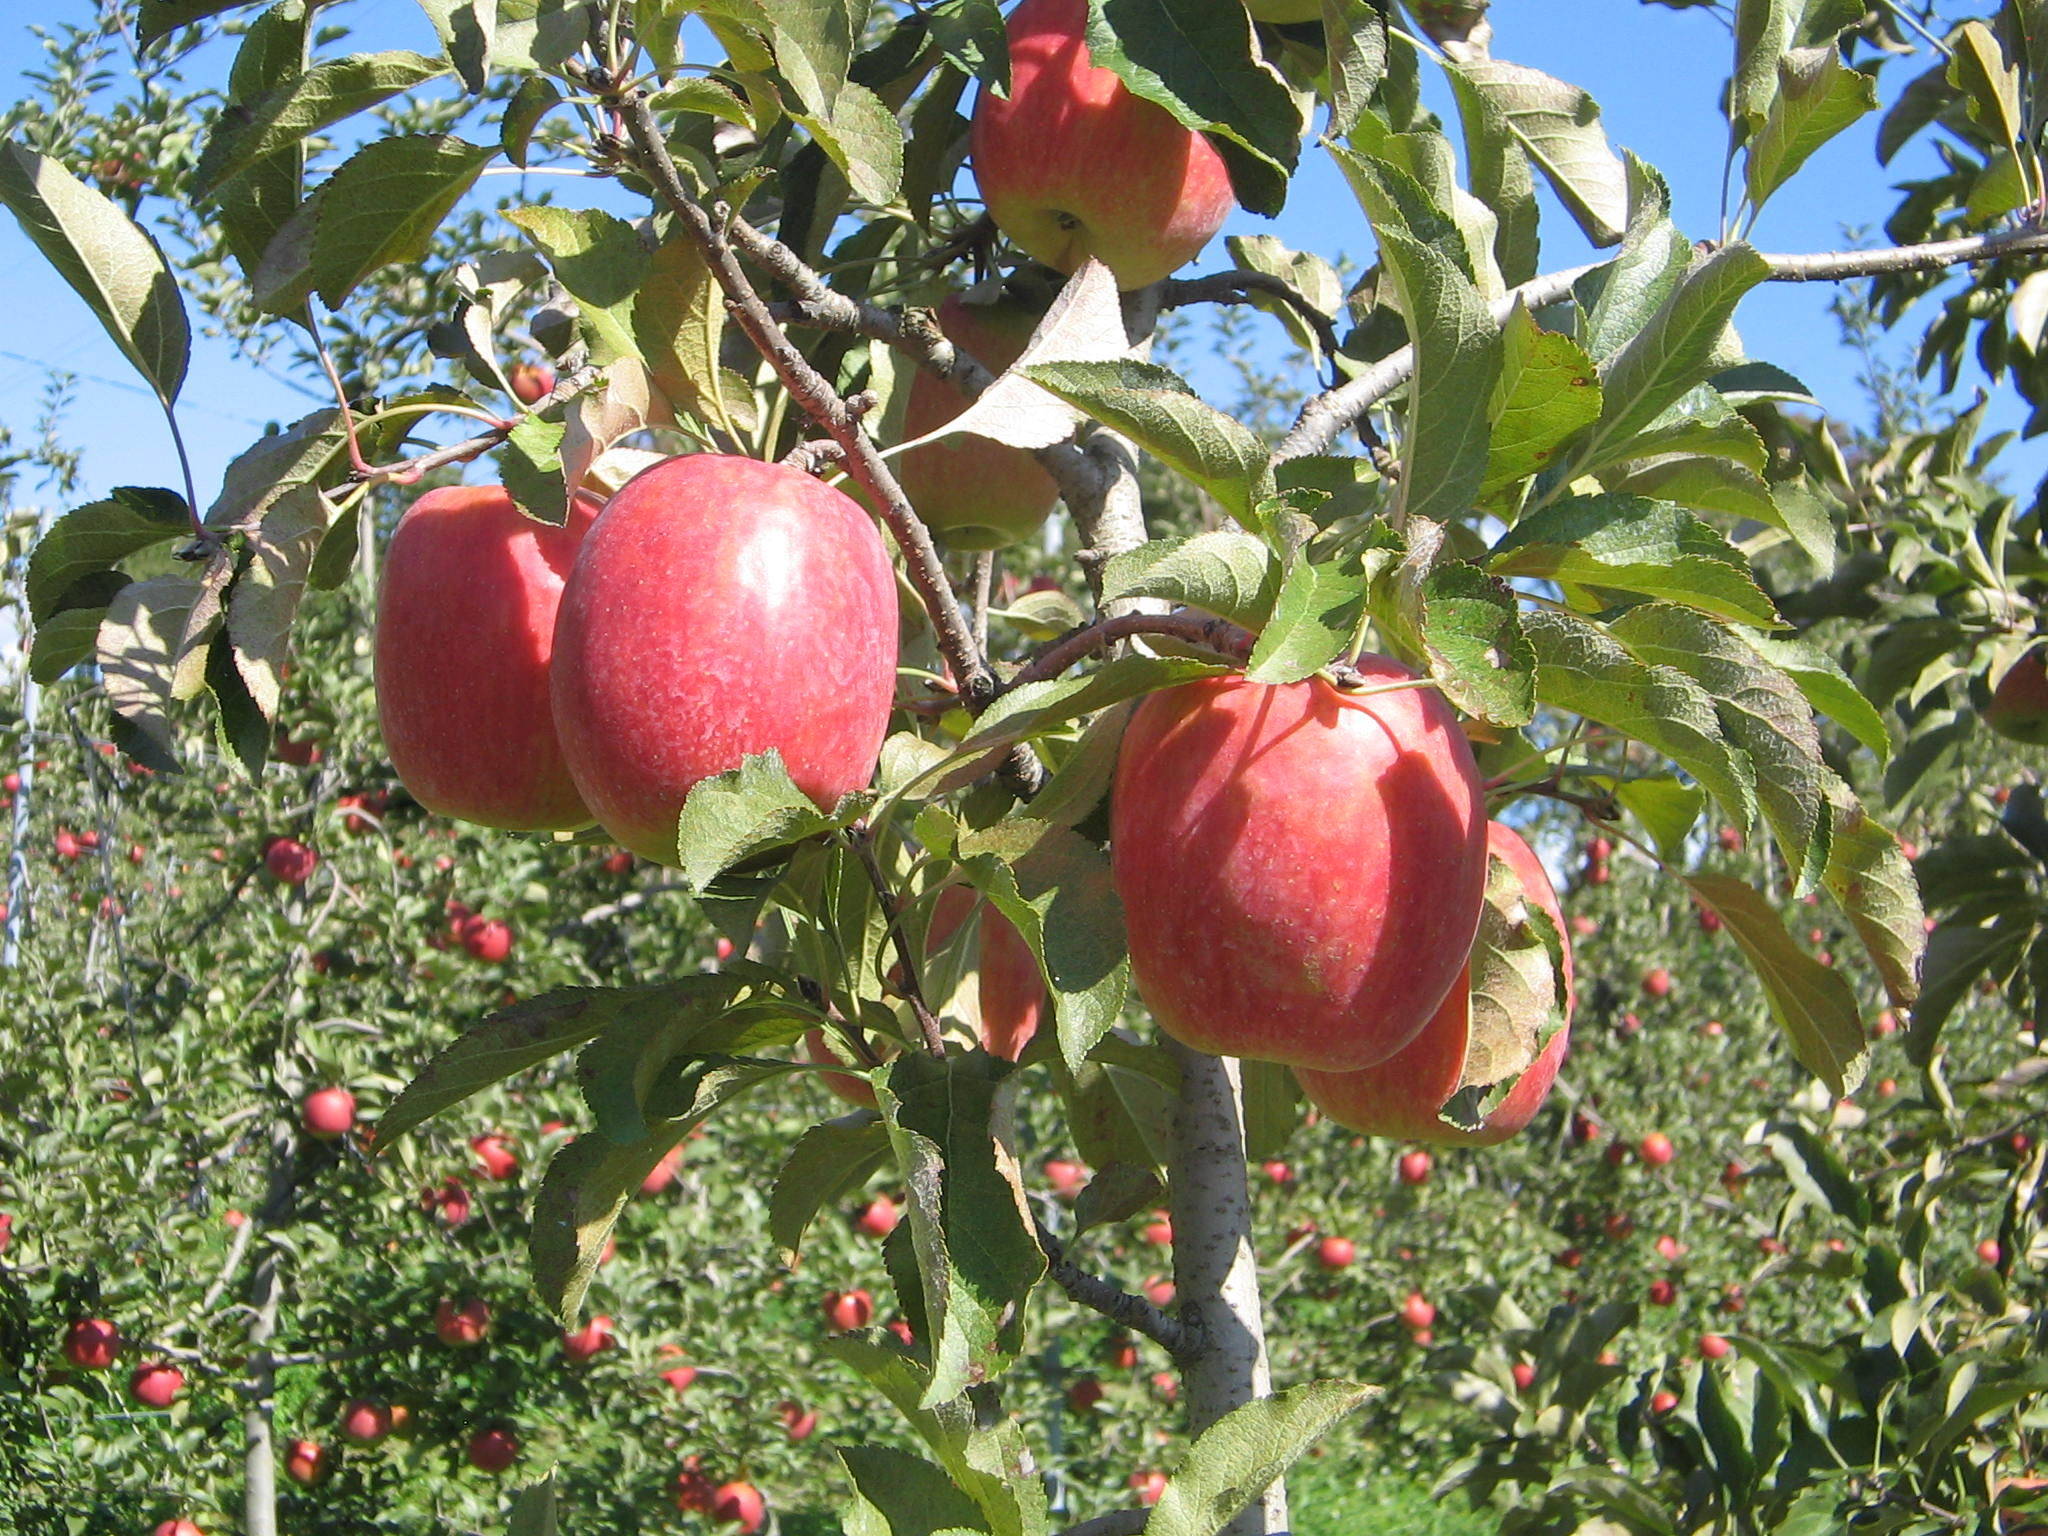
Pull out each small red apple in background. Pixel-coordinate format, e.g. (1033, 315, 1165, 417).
(1129, 1469, 1168, 1506)
(1262, 1160, 1293, 1185)
(264, 838, 318, 885)
(911, 882, 1046, 1059)
(1141, 1217, 1173, 1248)
(1641, 967, 1673, 1000)
(1650, 1390, 1680, 1417)
(1653, 1233, 1682, 1261)
(1399, 1291, 1436, 1332)
(778, 1399, 818, 1441)
(434, 1297, 491, 1347)
(803, 1028, 892, 1109)
(153, 1521, 204, 1536)
(661, 1358, 698, 1393)
(275, 733, 321, 766)
(1647, 1279, 1678, 1306)
(304, 1086, 359, 1140)
(460, 916, 515, 963)
(1315, 1235, 1356, 1271)
(1045, 1159, 1086, 1200)
(129, 1362, 183, 1408)
(1984, 648, 2048, 743)
(127, 842, 145, 865)
(1699, 1333, 1732, 1360)
(1555, 1246, 1584, 1269)
(507, 361, 556, 405)
(641, 1145, 684, 1195)
(675, 1460, 717, 1512)
(825, 1289, 874, 1333)
(342, 1397, 393, 1444)
(54, 828, 84, 861)
(1113, 666, 1485, 1071)
(602, 849, 634, 876)
(467, 1426, 518, 1473)
(377, 485, 596, 833)
(894, 289, 1061, 549)
(1068, 1374, 1105, 1412)
(1979, 1238, 2004, 1266)
(1144, 1276, 1176, 1308)
(1639, 1131, 1676, 1167)
(551, 455, 897, 864)
(1105, 1336, 1138, 1370)
(713, 934, 736, 961)
(561, 1314, 615, 1363)
(1604, 1211, 1636, 1241)
(712, 1480, 766, 1532)
(1569, 913, 1599, 938)
(1399, 1150, 1433, 1185)
(856, 1194, 900, 1237)
(0, 1211, 12, 1252)
(1295, 822, 1573, 1144)
(1511, 1361, 1537, 1391)
(283, 1439, 327, 1485)
(970, 0, 1232, 289)
(471, 1132, 518, 1181)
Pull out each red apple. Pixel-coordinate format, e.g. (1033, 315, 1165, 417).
(1647, 1278, 1677, 1306)
(804, 1028, 888, 1109)
(129, 1362, 182, 1408)
(341, 1397, 393, 1444)
(460, 916, 515, 963)
(550, 455, 896, 864)
(467, 1426, 518, 1473)
(1144, 1276, 1176, 1308)
(1555, 1246, 1583, 1269)
(434, 1297, 491, 1347)
(1129, 1469, 1168, 1506)
(1654, 1233, 1682, 1261)
(264, 838, 318, 885)
(661, 1360, 698, 1394)
(1105, 1337, 1138, 1370)
(970, 0, 1233, 288)
(1316, 1235, 1356, 1271)
(779, 1398, 818, 1440)
(603, 849, 635, 875)
(1068, 1375, 1105, 1411)
(1698, 1333, 1731, 1360)
(1045, 1159, 1086, 1199)
(1141, 1218, 1173, 1248)
(1295, 821, 1572, 1142)
(1979, 1238, 2004, 1266)
(376, 484, 596, 832)
(641, 1145, 685, 1195)
(0, 1211, 11, 1252)
(54, 828, 83, 861)
(896, 290, 1061, 549)
(283, 1439, 326, 1485)
(1399, 1150, 1433, 1185)
(1650, 1389, 1680, 1416)
(471, 1133, 518, 1181)
(1511, 1360, 1536, 1391)
(1641, 967, 1672, 999)
(856, 1194, 901, 1237)
(917, 883, 1046, 1059)
(561, 1314, 615, 1362)
(1639, 1131, 1676, 1167)
(1112, 667, 1486, 1070)
(154, 1522, 204, 1536)
(1262, 1160, 1293, 1185)
(825, 1289, 874, 1333)
(508, 361, 556, 405)
(302, 1087, 355, 1140)
(712, 1482, 766, 1533)
(1985, 648, 2048, 743)
(1400, 1291, 1436, 1332)
(1151, 1369, 1178, 1402)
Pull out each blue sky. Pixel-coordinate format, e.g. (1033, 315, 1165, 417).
(0, 0, 2028, 515)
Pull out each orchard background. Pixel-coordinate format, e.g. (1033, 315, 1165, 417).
(2, 2, 2047, 1534)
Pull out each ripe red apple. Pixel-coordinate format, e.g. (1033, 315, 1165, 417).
(779, 1398, 819, 1441)
(1654, 1233, 1682, 1262)
(341, 1397, 393, 1444)
(1262, 1160, 1293, 1185)
(1984, 648, 2048, 743)
(1141, 1218, 1173, 1248)
(129, 1362, 182, 1408)
(1400, 1291, 1436, 1332)
(1068, 1374, 1105, 1411)
(1555, 1246, 1583, 1269)
(1144, 1276, 1176, 1308)
(1639, 1131, 1676, 1167)
(713, 1480, 766, 1532)
(1511, 1360, 1536, 1391)
(264, 838, 318, 885)
(661, 1359, 698, 1394)
(1698, 1333, 1731, 1360)
(916, 883, 1046, 1059)
(713, 934, 736, 962)
(641, 1145, 684, 1195)
(1105, 1336, 1138, 1370)
(1647, 1278, 1678, 1306)
(422, 1177, 472, 1227)
(301, 1088, 356, 1140)
(467, 1426, 518, 1473)
(376, 485, 596, 832)
(1641, 967, 1672, 999)
(1979, 1238, 2004, 1266)
(1398, 1150, 1433, 1185)
(970, 0, 1233, 289)
(804, 1028, 888, 1109)
(471, 1133, 518, 1181)
(54, 828, 83, 861)
(434, 1297, 491, 1347)
(825, 1289, 874, 1333)
(1295, 821, 1572, 1142)
(1112, 667, 1486, 1070)
(1045, 1159, 1087, 1200)
(283, 1439, 326, 1486)
(895, 290, 1061, 549)
(460, 916, 514, 964)
(0, 1211, 11, 1252)
(550, 455, 897, 864)
(1650, 1389, 1679, 1416)
(1604, 1211, 1636, 1241)
(856, 1194, 900, 1237)
(561, 1314, 615, 1363)
(1316, 1235, 1356, 1270)
(507, 361, 556, 405)
(1129, 1469, 1168, 1506)
(603, 849, 635, 876)
(154, 1521, 203, 1536)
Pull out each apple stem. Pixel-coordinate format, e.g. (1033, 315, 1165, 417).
(844, 823, 946, 1058)
(1164, 1039, 1287, 1535)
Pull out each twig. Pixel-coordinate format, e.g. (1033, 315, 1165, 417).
(1010, 613, 1255, 691)
(1160, 269, 1343, 369)
(1280, 222, 2048, 461)
(971, 552, 994, 654)
(604, 79, 996, 709)
(845, 822, 945, 1058)
(1037, 1220, 1193, 1359)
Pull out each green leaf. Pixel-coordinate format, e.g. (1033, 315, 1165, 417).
(500, 415, 568, 525)
(0, 144, 189, 405)
(32, 576, 129, 684)
(1492, 495, 1782, 628)
(1582, 155, 1689, 362)
(507, 1476, 559, 1536)
(1443, 61, 1541, 286)
(193, 50, 448, 196)
(1481, 305, 1601, 498)
(1819, 794, 1925, 1009)
(205, 408, 347, 532)
(1329, 147, 1502, 530)
(791, 81, 905, 206)
(216, 0, 311, 282)
(1949, 22, 2029, 175)
(1747, 632, 1888, 761)
(1687, 873, 1865, 1095)
(1081, 0, 1302, 216)
(1574, 244, 1772, 473)
(1614, 777, 1706, 863)
(673, 750, 872, 893)
(1446, 59, 1628, 246)
(1907, 920, 2029, 1064)
(1244, 539, 1366, 685)
(414, 0, 500, 91)
(771, 1120, 891, 1261)
(1098, 530, 1280, 630)
(838, 1444, 990, 1535)
(1148, 1380, 1379, 1536)
(27, 490, 191, 623)
(1416, 560, 1536, 728)
(635, 235, 742, 438)
(138, 0, 263, 46)
(1757, 1118, 1870, 1227)
(1226, 234, 1346, 359)
(1322, 0, 1386, 139)
(1523, 609, 1758, 830)
(1607, 455, 1779, 523)
(310, 135, 495, 308)
(1744, 44, 1878, 211)
(227, 484, 329, 721)
(501, 76, 561, 167)
(1018, 359, 1273, 531)
(1070, 1160, 1165, 1235)
(96, 572, 221, 761)
(771, 0, 861, 120)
